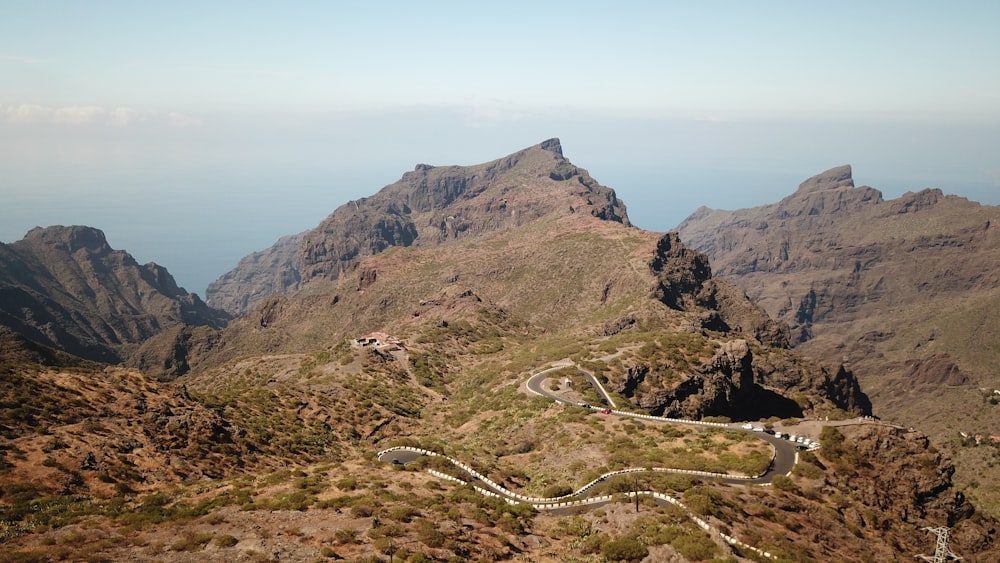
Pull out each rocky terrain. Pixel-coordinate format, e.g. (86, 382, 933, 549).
(206, 138, 629, 316)
(2, 143, 997, 561)
(675, 165, 1000, 513)
(0, 225, 230, 364)
(174, 145, 870, 423)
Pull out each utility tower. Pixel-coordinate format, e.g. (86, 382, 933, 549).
(916, 526, 961, 562)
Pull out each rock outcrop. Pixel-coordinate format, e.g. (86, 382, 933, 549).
(0, 225, 231, 363)
(608, 334, 871, 421)
(648, 232, 789, 348)
(675, 166, 1000, 511)
(840, 425, 972, 525)
(577, 231, 873, 420)
(207, 138, 630, 316)
(677, 165, 998, 327)
(675, 165, 1000, 379)
(204, 233, 303, 317)
(127, 324, 224, 381)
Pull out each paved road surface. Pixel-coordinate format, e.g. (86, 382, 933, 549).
(526, 362, 801, 485)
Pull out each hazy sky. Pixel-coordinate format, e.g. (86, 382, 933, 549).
(2, 1, 998, 294)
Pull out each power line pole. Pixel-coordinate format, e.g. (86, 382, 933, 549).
(916, 526, 961, 562)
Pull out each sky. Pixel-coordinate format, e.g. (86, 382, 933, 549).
(1, 1, 998, 295)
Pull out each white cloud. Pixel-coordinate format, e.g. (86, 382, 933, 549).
(168, 111, 203, 128)
(107, 107, 145, 126)
(1, 104, 54, 123)
(53, 105, 105, 126)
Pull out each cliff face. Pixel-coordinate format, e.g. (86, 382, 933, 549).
(648, 232, 790, 348)
(189, 146, 870, 422)
(674, 165, 1000, 385)
(605, 334, 871, 421)
(206, 138, 630, 316)
(675, 167, 1000, 512)
(0, 226, 230, 364)
(709, 424, 1000, 561)
(675, 166, 998, 343)
(204, 233, 303, 318)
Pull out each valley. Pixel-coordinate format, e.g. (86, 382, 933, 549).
(2, 140, 997, 561)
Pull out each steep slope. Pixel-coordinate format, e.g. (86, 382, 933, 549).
(202, 233, 304, 318)
(675, 166, 1000, 511)
(5, 146, 997, 561)
(186, 147, 870, 419)
(0, 225, 231, 364)
(6, 357, 994, 561)
(206, 138, 630, 316)
(675, 166, 998, 349)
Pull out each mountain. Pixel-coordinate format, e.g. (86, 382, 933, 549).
(188, 140, 867, 422)
(675, 165, 1000, 511)
(202, 232, 305, 319)
(0, 225, 231, 364)
(4, 145, 997, 561)
(206, 138, 629, 316)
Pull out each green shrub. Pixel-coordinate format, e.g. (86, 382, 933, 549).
(771, 474, 796, 491)
(671, 531, 719, 560)
(554, 516, 591, 538)
(542, 484, 573, 498)
(579, 532, 610, 554)
(416, 518, 445, 548)
(387, 505, 421, 523)
(601, 537, 648, 561)
(334, 528, 359, 544)
(170, 532, 213, 552)
(336, 475, 358, 491)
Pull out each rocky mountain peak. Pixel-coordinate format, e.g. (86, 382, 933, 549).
(142, 262, 183, 298)
(1, 226, 231, 364)
(795, 164, 855, 194)
(648, 232, 713, 311)
(208, 139, 630, 315)
(775, 165, 883, 219)
(539, 137, 564, 156)
(23, 225, 112, 254)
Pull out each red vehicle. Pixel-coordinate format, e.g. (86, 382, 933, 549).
(600, 409, 612, 414)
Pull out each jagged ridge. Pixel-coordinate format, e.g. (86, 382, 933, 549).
(206, 138, 630, 316)
(0, 225, 230, 364)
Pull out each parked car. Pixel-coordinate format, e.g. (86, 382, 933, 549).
(600, 409, 612, 414)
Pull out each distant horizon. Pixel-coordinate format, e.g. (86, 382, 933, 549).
(2, 122, 997, 296)
(2, 2, 997, 295)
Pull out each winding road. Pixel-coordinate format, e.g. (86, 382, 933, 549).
(376, 362, 826, 560)
(524, 364, 801, 485)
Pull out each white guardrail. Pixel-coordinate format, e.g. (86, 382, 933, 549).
(377, 446, 778, 560)
(374, 363, 829, 561)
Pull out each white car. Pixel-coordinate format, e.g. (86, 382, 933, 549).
(741, 423, 754, 430)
